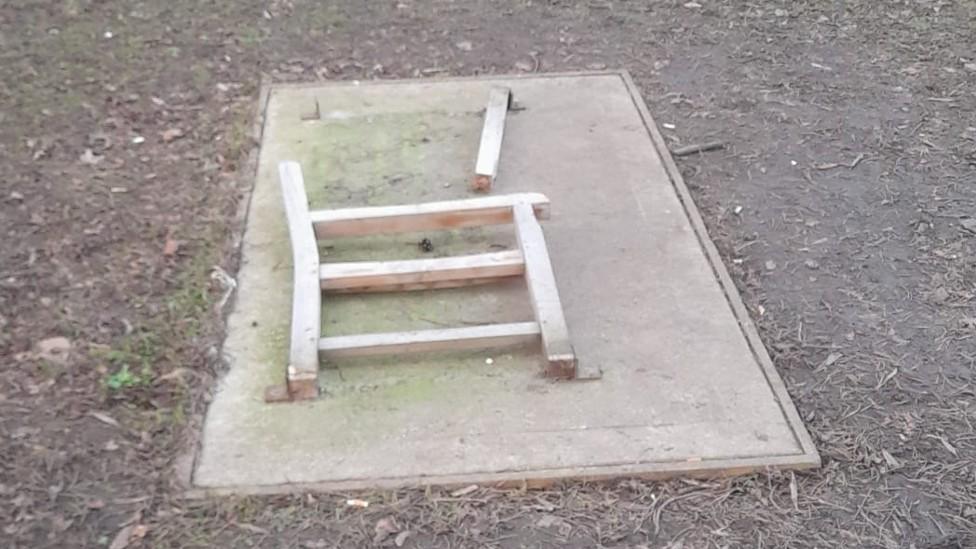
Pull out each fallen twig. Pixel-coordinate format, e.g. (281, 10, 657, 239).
(671, 141, 725, 157)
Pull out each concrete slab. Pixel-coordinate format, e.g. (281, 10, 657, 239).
(192, 72, 819, 493)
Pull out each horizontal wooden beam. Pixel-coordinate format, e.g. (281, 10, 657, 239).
(318, 322, 541, 359)
(309, 193, 550, 238)
(319, 250, 524, 293)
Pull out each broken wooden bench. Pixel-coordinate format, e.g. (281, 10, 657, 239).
(266, 161, 586, 402)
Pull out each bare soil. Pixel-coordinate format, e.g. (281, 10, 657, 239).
(2, 1, 975, 548)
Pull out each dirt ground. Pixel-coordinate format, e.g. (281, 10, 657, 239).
(2, 1, 975, 547)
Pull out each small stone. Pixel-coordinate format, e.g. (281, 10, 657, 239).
(161, 128, 184, 143)
(79, 149, 103, 165)
(131, 136, 145, 144)
(455, 40, 472, 51)
(804, 259, 820, 269)
(35, 337, 72, 365)
(765, 260, 777, 271)
(104, 440, 119, 451)
(485, 357, 494, 365)
(683, 1, 702, 8)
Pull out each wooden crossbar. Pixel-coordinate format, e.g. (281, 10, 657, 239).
(472, 87, 512, 191)
(319, 322, 541, 358)
(308, 193, 549, 238)
(319, 250, 524, 293)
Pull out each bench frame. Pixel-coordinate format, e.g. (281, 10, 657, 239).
(267, 161, 582, 402)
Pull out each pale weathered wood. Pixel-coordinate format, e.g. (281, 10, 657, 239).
(319, 250, 524, 292)
(472, 87, 512, 191)
(277, 161, 321, 400)
(309, 193, 550, 238)
(512, 202, 577, 378)
(318, 322, 541, 358)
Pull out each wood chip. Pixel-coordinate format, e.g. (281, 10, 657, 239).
(450, 484, 479, 497)
(163, 237, 179, 257)
(161, 128, 185, 143)
(90, 411, 120, 427)
(235, 523, 269, 534)
(881, 449, 901, 469)
(671, 141, 725, 157)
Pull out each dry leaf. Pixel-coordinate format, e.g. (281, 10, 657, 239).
(163, 238, 179, 256)
(130, 524, 148, 540)
(79, 148, 104, 165)
(373, 516, 399, 543)
(35, 337, 72, 365)
(109, 524, 135, 549)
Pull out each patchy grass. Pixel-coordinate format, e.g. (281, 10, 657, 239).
(97, 334, 159, 392)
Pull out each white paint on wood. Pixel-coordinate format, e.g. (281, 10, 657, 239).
(473, 87, 512, 190)
(309, 192, 550, 238)
(278, 161, 321, 399)
(319, 322, 541, 358)
(512, 202, 578, 378)
(319, 250, 524, 292)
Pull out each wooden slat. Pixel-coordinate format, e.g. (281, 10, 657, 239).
(472, 87, 512, 191)
(309, 193, 550, 238)
(318, 322, 541, 358)
(277, 161, 321, 400)
(319, 250, 524, 292)
(512, 202, 578, 378)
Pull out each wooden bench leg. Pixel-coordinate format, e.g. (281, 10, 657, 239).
(472, 87, 512, 192)
(512, 202, 578, 379)
(269, 161, 321, 402)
